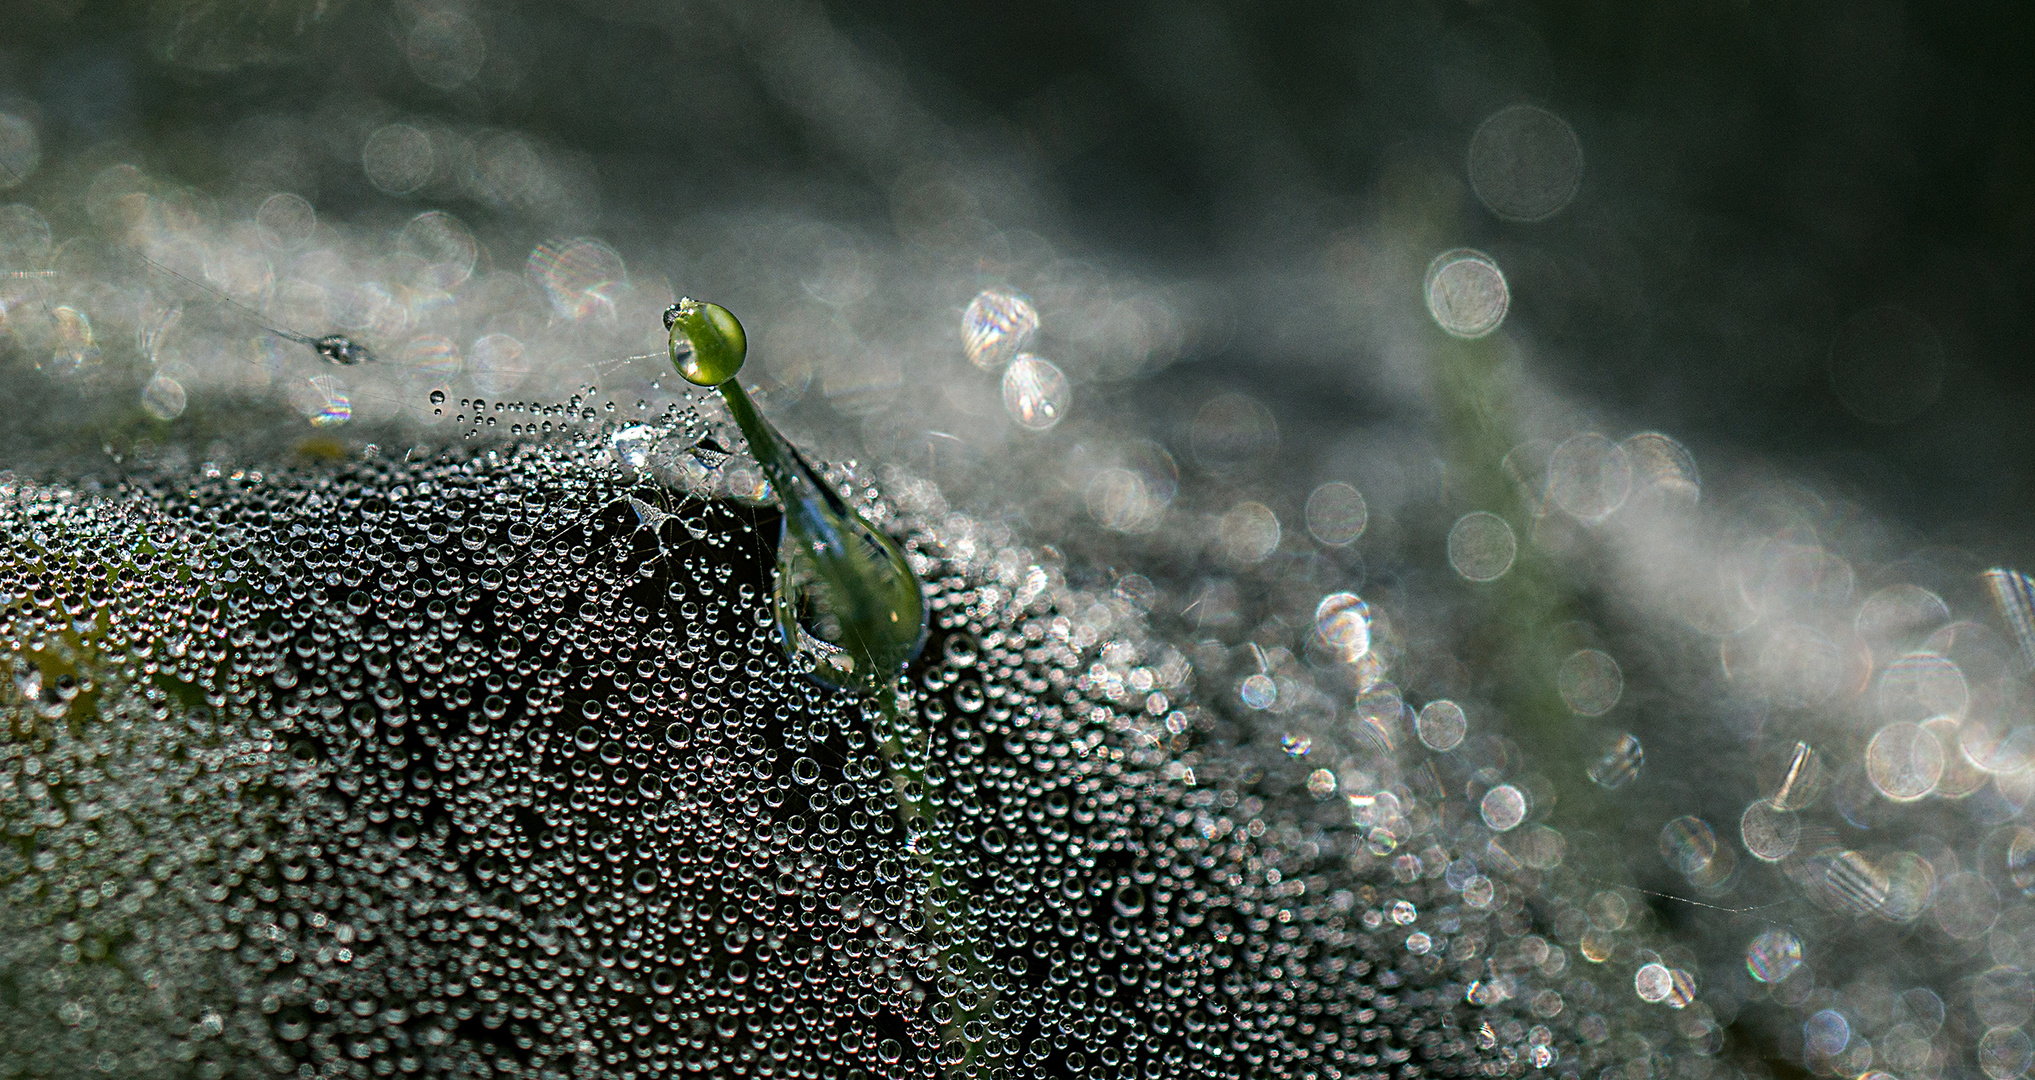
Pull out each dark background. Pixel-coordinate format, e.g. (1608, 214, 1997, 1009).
(5, 0, 2032, 552)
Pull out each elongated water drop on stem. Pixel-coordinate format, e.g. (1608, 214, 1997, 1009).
(665, 299, 926, 691)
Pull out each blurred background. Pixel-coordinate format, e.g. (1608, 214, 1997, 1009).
(5, 1, 2035, 1077)
(5, 0, 2034, 541)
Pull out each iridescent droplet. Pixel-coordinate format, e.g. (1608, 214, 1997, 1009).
(1587, 732, 1643, 789)
(961, 289, 1038, 370)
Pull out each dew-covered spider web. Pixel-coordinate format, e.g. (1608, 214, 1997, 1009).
(0, 416, 1699, 1080)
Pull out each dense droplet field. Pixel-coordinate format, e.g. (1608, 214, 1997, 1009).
(0, 418, 1702, 1080)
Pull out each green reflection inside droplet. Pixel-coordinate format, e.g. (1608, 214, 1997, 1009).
(665, 298, 748, 388)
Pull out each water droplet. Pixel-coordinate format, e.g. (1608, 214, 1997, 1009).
(1314, 592, 1371, 661)
(1588, 732, 1643, 789)
(1001, 354, 1069, 431)
(1745, 928, 1803, 983)
(1659, 816, 1718, 876)
(772, 494, 926, 692)
(1739, 799, 1799, 861)
(961, 289, 1038, 370)
(666, 298, 747, 386)
(612, 424, 658, 468)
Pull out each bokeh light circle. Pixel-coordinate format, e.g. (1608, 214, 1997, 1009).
(1980, 1027, 2035, 1080)
(1634, 963, 1673, 1004)
(1220, 501, 1282, 564)
(1828, 305, 1945, 424)
(1659, 816, 1718, 876)
(1424, 249, 1509, 339)
(1548, 433, 1633, 523)
(1468, 104, 1584, 222)
(1865, 721, 1945, 802)
(1305, 481, 1368, 546)
(1480, 784, 1527, 831)
(1739, 799, 1800, 862)
(1559, 649, 1623, 716)
(407, 11, 487, 91)
(363, 123, 436, 195)
(141, 373, 187, 421)
(1314, 593, 1372, 662)
(1588, 733, 1644, 789)
(254, 192, 316, 250)
(1416, 700, 1467, 752)
(399, 211, 479, 291)
(1805, 1009, 1851, 1056)
(1448, 511, 1517, 582)
(0, 113, 41, 188)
